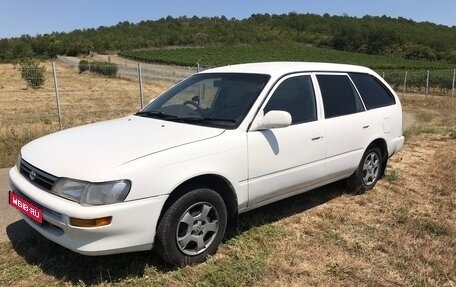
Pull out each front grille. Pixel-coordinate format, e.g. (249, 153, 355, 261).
(19, 160, 58, 192)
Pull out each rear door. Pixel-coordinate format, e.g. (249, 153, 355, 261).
(314, 73, 370, 180)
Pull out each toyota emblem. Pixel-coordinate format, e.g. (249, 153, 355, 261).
(29, 171, 37, 181)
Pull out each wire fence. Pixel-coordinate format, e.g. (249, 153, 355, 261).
(2, 57, 453, 169)
(379, 69, 456, 97)
(1, 59, 455, 138)
(0, 61, 175, 134)
(57, 54, 201, 83)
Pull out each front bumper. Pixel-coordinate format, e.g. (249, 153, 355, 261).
(8, 167, 168, 255)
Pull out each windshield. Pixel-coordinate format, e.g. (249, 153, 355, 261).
(136, 73, 270, 128)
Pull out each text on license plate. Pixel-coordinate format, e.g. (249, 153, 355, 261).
(9, 192, 43, 224)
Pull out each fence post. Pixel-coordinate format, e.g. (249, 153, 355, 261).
(402, 71, 408, 98)
(197, 62, 200, 73)
(52, 62, 63, 131)
(138, 62, 144, 109)
(452, 68, 455, 98)
(425, 70, 430, 96)
(382, 72, 385, 79)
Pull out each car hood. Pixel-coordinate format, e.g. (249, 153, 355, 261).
(21, 116, 224, 180)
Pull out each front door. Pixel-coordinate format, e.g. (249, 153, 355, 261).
(247, 74, 326, 206)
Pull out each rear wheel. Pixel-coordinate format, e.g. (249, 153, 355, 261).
(155, 187, 227, 266)
(346, 146, 383, 194)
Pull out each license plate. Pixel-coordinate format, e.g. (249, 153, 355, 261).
(9, 191, 43, 224)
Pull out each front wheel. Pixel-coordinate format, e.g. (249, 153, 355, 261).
(155, 187, 227, 266)
(346, 146, 383, 194)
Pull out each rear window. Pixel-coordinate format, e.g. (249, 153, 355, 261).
(349, 73, 396, 109)
(317, 74, 364, 119)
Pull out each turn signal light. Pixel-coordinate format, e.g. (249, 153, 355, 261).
(70, 216, 112, 227)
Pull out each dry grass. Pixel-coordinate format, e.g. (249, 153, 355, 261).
(253, 132, 455, 287)
(0, 64, 455, 286)
(401, 93, 456, 140)
(0, 62, 172, 168)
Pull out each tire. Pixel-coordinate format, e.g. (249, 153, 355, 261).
(346, 146, 383, 194)
(155, 187, 227, 266)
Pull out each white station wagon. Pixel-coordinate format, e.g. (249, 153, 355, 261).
(9, 62, 404, 266)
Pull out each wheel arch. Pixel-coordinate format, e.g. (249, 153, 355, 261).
(157, 174, 238, 230)
(367, 138, 388, 178)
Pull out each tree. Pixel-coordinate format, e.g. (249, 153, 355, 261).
(1, 13, 456, 63)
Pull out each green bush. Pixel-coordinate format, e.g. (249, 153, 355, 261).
(89, 61, 117, 77)
(78, 60, 89, 73)
(17, 58, 45, 89)
(78, 60, 117, 77)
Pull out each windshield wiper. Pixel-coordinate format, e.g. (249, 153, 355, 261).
(174, 116, 236, 123)
(135, 112, 236, 124)
(135, 110, 178, 119)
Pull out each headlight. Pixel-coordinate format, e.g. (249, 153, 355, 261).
(51, 178, 131, 206)
(51, 178, 89, 203)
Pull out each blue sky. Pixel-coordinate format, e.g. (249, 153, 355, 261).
(1, 0, 455, 39)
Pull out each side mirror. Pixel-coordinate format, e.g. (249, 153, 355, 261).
(258, 110, 292, 130)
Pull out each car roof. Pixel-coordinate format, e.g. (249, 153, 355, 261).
(201, 62, 374, 78)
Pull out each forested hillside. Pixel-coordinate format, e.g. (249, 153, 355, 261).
(1, 13, 456, 63)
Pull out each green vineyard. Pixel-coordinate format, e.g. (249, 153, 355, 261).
(121, 44, 456, 91)
(379, 69, 455, 89)
(121, 43, 454, 69)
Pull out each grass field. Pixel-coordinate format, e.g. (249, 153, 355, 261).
(0, 62, 455, 286)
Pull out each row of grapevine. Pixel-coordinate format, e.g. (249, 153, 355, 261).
(120, 44, 454, 70)
(380, 69, 455, 90)
(120, 44, 455, 93)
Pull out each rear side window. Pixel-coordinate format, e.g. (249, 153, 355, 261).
(264, 75, 317, 124)
(317, 74, 364, 119)
(349, 73, 396, 109)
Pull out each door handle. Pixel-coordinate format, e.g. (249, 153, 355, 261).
(311, 136, 323, 141)
(362, 125, 370, 129)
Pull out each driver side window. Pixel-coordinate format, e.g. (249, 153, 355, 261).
(264, 75, 317, 124)
(163, 78, 221, 109)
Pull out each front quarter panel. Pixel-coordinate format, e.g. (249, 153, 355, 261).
(117, 130, 249, 210)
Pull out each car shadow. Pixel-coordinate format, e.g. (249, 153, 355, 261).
(7, 181, 345, 285)
(232, 181, 344, 236)
(5, 219, 39, 241)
